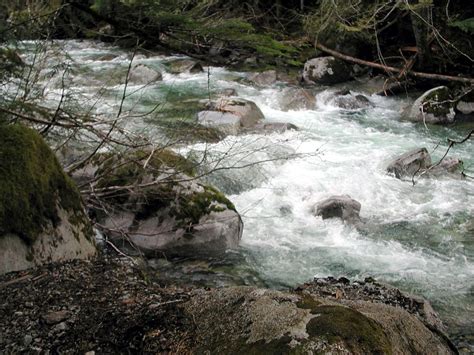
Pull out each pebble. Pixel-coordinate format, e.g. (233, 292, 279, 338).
(43, 310, 70, 325)
(23, 334, 33, 346)
(55, 322, 68, 332)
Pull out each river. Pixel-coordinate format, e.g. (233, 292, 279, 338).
(12, 40, 474, 350)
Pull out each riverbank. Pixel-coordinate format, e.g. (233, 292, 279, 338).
(0, 252, 458, 354)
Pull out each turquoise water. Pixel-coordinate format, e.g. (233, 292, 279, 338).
(10, 40, 474, 350)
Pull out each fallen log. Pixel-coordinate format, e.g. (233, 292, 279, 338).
(315, 42, 474, 85)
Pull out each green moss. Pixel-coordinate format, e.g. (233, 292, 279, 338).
(0, 124, 87, 244)
(305, 305, 392, 355)
(295, 292, 321, 310)
(96, 149, 197, 194)
(173, 185, 236, 231)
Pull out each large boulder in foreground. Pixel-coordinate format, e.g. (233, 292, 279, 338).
(387, 148, 463, 180)
(409, 86, 456, 124)
(303, 56, 352, 85)
(312, 195, 362, 225)
(0, 124, 96, 274)
(184, 282, 455, 354)
(198, 98, 265, 135)
(89, 150, 242, 258)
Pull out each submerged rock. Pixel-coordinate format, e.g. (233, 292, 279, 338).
(128, 64, 162, 85)
(0, 124, 96, 275)
(303, 56, 352, 85)
(409, 86, 456, 124)
(90, 149, 242, 258)
(248, 122, 299, 134)
(220, 88, 238, 97)
(312, 195, 362, 224)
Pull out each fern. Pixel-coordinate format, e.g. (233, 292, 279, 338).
(449, 18, 474, 34)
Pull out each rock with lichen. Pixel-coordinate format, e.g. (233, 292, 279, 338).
(85, 149, 242, 258)
(303, 56, 352, 85)
(183, 285, 456, 354)
(409, 86, 456, 124)
(0, 124, 96, 275)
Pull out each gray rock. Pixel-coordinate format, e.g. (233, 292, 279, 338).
(312, 195, 361, 224)
(426, 157, 463, 177)
(331, 90, 373, 110)
(248, 70, 277, 86)
(43, 310, 70, 325)
(93, 150, 243, 258)
(456, 101, 474, 115)
(0, 125, 96, 275)
(23, 335, 33, 346)
(183, 286, 455, 354)
(387, 148, 432, 179)
(128, 64, 162, 85)
(168, 59, 203, 74)
(198, 98, 265, 135)
(280, 87, 316, 111)
(409, 86, 456, 124)
(303, 56, 352, 85)
(197, 111, 241, 136)
(220, 88, 238, 97)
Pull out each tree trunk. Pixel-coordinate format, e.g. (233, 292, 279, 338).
(409, 0, 433, 69)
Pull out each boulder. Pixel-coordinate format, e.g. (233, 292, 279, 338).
(387, 148, 432, 179)
(409, 86, 456, 124)
(128, 64, 162, 85)
(387, 148, 464, 180)
(91, 150, 242, 258)
(183, 285, 455, 354)
(312, 195, 361, 224)
(0, 124, 96, 275)
(303, 56, 352, 85)
(167, 59, 203, 74)
(426, 157, 463, 177)
(280, 87, 316, 111)
(198, 98, 265, 135)
(197, 111, 241, 136)
(248, 70, 277, 86)
(456, 101, 474, 115)
(331, 90, 373, 110)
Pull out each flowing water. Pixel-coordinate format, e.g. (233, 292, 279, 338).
(10, 40, 474, 350)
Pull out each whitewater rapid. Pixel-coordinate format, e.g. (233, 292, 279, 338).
(13, 40, 474, 346)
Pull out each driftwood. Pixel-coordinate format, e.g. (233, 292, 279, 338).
(315, 42, 474, 85)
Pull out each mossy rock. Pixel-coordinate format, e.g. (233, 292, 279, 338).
(305, 305, 392, 354)
(409, 86, 456, 124)
(0, 124, 87, 244)
(96, 148, 197, 192)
